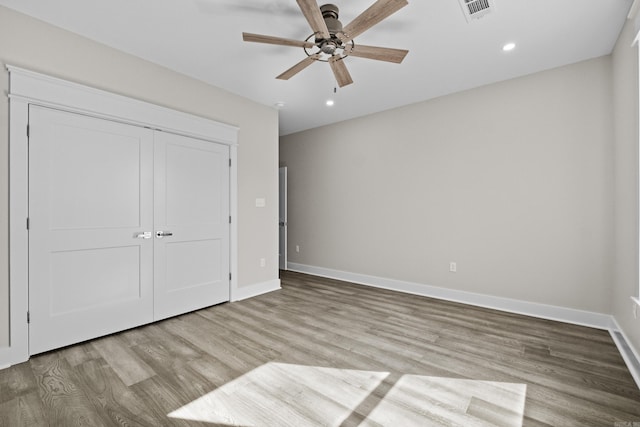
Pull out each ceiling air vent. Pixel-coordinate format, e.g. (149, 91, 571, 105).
(459, 0, 494, 22)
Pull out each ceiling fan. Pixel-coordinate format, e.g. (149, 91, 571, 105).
(242, 0, 409, 87)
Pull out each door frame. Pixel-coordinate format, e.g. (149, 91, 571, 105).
(5, 65, 239, 366)
(279, 166, 288, 270)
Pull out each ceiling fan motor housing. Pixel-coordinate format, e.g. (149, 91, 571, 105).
(319, 4, 343, 39)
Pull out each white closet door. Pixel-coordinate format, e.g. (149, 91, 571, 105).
(28, 106, 154, 355)
(153, 131, 230, 320)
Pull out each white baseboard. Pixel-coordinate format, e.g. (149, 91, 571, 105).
(231, 279, 281, 302)
(609, 317, 640, 390)
(0, 347, 15, 371)
(287, 263, 612, 330)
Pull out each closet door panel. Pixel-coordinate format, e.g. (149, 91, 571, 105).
(153, 131, 230, 320)
(28, 106, 154, 355)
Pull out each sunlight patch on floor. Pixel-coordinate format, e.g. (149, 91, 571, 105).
(169, 362, 388, 426)
(362, 375, 527, 427)
(168, 362, 527, 426)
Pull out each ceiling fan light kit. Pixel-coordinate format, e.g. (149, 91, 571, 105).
(242, 0, 409, 87)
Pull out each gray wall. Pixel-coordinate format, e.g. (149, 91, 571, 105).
(612, 19, 640, 355)
(0, 6, 280, 348)
(281, 56, 614, 314)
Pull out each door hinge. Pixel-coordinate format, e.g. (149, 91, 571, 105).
(229, 272, 232, 281)
(229, 158, 232, 167)
(26, 217, 29, 230)
(229, 216, 232, 224)
(26, 124, 30, 138)
(27, 311, 30, 324)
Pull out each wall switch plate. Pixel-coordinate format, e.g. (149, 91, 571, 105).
(449, 262, 457, 273)
(296, 245, 300, 253)
(255, 198, 266, 208)
(260, 258, 266, 267)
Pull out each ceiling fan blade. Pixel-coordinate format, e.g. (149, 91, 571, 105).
(339, 0, 408, 43)
(277, 54, 321, 80)
(296, 0, 330, 39)
(242, 32, 315, 48)
(345, 44, 408, 63)
(329, 56, 354, 87)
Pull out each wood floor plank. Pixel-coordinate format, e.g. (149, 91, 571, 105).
(29, 354, 108, 426)
(91, 334, 156, 387)
(129, 375, 210, 427)
(161, 312, 267, 374)
(0, 362, 38, 404)
(0, 392, 47, 427)
(467, 395, 524, 426)
(187, 354, 245, 390)
(72, 358, 164, 427)
(60, 341, 101, 367)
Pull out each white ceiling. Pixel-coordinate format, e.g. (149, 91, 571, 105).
(0, 0, 634, 135)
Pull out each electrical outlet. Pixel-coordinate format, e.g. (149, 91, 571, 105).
(449, 262, 457, 273)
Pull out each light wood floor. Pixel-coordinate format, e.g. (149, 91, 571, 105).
(1, 270, 639, 426)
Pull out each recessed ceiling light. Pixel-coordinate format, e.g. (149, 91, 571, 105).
(274, 101, 285, 108)
(502, 42, 516, 52)
(326, 100, 335, 106)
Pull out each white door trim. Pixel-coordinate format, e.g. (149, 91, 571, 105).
(5, 65, 239, 366)
(279, 167, 288, 271)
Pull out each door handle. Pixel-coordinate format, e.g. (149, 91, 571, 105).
(155, 230, 173, 238)
(134, 231, 152, 239)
